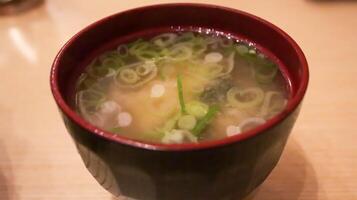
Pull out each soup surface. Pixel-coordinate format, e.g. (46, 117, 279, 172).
(75, 31, 288, 144)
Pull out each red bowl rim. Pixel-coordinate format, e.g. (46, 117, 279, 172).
(50, 3, 309, 151)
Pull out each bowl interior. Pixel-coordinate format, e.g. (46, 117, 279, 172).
(51, 3, 308, 150)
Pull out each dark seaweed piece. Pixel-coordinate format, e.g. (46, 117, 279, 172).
(200, 78, 234, 104)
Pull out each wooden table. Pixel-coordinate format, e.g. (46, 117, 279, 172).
(0, 0, 356, 199)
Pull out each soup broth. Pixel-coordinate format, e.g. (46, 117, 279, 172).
(75, 31, 288, 144)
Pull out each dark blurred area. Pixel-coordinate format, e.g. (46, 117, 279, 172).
(0, 0, 43, 15)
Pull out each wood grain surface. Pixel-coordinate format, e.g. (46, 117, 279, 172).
(0, 0, 356, 199)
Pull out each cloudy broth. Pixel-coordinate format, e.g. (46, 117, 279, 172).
(75, 30, 288, 144)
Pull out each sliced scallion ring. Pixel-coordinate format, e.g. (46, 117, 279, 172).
(76, 89, 105, 115)
(259, 91, 287, 118)
(248, 49, 257, 55)
(135, 50, 159, 61)
(129, 41, 150, 55)
(186, 101, 209, 119)
(118, 68, 139, 84)
(161, 129, 198, 144)
(227, 87, 264, 109)
(178, 115, 197, 130)
(191, 38, 208, 55)
(236, 44, 249, 55)
(117, 44, 129, 57)
(238, 117, 266, 132)
(135, 62, 155, 76)
(159, 113, 181, 133)
(77, 73, 95, 90)
(152, 33, 178, 47)
(115, 62, 158, 88)
(159, 48, 169, 58)
(255, 63, 278, 84)
(208, 51, 235, 78)
(176, 32, 195, 43)
(220, 51, 235, 77)
(167, 44, 193, 61)
(204, 36, 219, 45)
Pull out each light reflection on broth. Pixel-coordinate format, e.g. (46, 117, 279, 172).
(75, 31, 288, 144)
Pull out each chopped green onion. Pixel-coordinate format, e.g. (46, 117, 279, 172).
(118, 68, 139, 84)
(129, 41, 159, 60)
(177, 74, 186, 114)
(222, 45, 236, 56)
(186, 101, 209, 119)
(77, 74, 95, 89)
(76, 89, 105, 115)
(206, 51, 235, 78)
(152, 33, 178, 47)
(167, 44, 193, 61)
(102, 57, 123, 69)
(227, 87, 264, 109)
(117, 45, 129, 58)
(135, 50, 159, 61)
(161, 129, 197, 144)
(255, 63, 278, 84)
(257, 53, 265, 59)
(178, 115, 197, 130)
(78, 89, 105, 104)
(129, 41, 150, 55)
(248, 49, 257, 55)
(83, 77, 96, 89)
(239, 117, 266, 132)
(135, 62, 155, 76)
(191, 38, 208, 55)
(159, 48, 169, 58)
(204, 36, 219, 45)
(176, 32, 195, 43)
(236, 44, 249, 55)
(159, 113, 181, 133)
(224, 51, 235, 75)
(192, 105, 219, 135)
(259, 91, 286, 118)
(115, 63, 158, 88)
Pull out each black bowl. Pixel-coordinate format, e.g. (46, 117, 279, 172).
(50, 3, 309, 200)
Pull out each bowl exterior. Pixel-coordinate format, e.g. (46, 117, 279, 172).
(59, 105, 300, 200)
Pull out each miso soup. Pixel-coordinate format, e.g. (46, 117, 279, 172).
(75, 31, 288, 144)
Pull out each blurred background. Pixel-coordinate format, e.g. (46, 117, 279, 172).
(0, 0, 356, 199)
